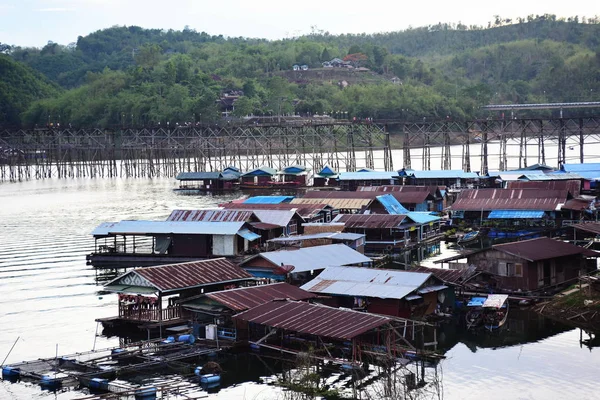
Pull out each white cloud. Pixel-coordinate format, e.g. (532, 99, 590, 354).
(35, 7, 75, 12)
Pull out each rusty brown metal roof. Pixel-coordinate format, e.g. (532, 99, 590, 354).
(358, 185, 440, 199)
(167, 209, 255, 222)
(116, 258, 254, 293)
(492, 237, 600, 262)
(303, 188, 432, 205)
(220, 202, 329, 220)
(409, 265, 477, 285)
(507, 180, 581, 197)
(571, 222, 600, 235)
(249, 221, 282, 230)
(562, 198, 593, 211)
(232, 300, 390, 340)
(292, 197, 373, 210)
(333, 214, 407, 229)
(450, 189, 569, 211)
(205, 283, 316, 311)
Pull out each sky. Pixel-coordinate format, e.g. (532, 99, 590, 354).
(0, 0, 599, 48)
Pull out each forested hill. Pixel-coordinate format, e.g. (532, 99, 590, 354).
(0, 55, 61, 128)
(2, 15, 600, 128)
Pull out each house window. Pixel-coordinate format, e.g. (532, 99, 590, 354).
(498, 262, 523, 277)
(288, 221, 297, 235)
(326, 214, 331, 222)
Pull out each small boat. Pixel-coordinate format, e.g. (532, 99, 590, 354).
(482, 294, 509, 331)
(457, 230, 480, 246)
(465, 296, 487, 329)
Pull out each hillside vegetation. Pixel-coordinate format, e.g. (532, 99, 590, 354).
(2, 14, 600, 128)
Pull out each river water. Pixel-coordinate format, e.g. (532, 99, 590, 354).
(2, 177, 600, 399)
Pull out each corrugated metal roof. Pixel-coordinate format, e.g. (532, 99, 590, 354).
(252, 209, 297, 227)
(417, 285, 448, 294)
(232, 300, 390, 340)
(333, 214, 408, 229)
(303, 188, 431, 206)
(317, 166, 337, 176)
(91, 220, 245, 236)
(376, 194, 410, 214)
(176, 172, 222, 180)
(292, 197, 373, 210)
(562, 163, 600, 172)
(249, 221, 282, 230)
(507, 180, 581, 196)
(166, 209, 254, 222)
(300, 266, 431, 300)
(244, 196, 294, 204)
(487, 210, 545, 219)
(401, 169, 479, 179)
(571, 222, 600, 235)
(519, 173, 585, 181)
(406, 212, 441, 224)
(562, 198, 593, 211)
(409, 265, 477, 284)
(241, 166, 278, 177)
(449, 188, 568, 211)
(268, 232, 365, 242)
(220, 202, 329, 220)
(241, 243, 371, 273)
(492, 237, 600, 262)
(203, 283, 316, 311)
(106, 258, 254, 294)
(338, 171, 398, 181)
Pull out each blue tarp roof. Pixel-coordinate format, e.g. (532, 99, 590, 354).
(241, 166, 277, 177)
(467, 297, 487, 307)
(376, 194, 410, 214)
(237, 229, 261, 241)
(244, 196, 294, 204)
(318, 165, 337, 176)
(488, 210, 545, 219)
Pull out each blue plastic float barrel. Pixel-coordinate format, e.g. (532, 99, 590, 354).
(39, 375, 62, 390)
(161, 336, 175, 344)
(177, 334, 195, 344)
(111, 348, 127, 359)
(134, 386, 157, 400)
(89, 378, 109, 391)
(199, 374, 221, 384)
(2, 366, 20, 382)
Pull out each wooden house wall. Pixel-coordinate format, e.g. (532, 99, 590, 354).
(213, 234, 237, 256)
(468, 249, 595, 291)
(171, 234, 211, 257)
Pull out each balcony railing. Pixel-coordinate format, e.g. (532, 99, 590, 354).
(118, 304, 181, 322)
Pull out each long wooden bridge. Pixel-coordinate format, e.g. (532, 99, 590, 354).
(1, 116, 600, 182)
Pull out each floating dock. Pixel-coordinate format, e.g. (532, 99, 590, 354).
(2, 336, 226, 398)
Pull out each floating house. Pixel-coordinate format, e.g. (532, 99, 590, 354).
(221, 202, 337, 224)
(301, 266, 452, 319)
(97, 258, 255, 332)
(293, 191, 375, 213)
(332, 213, 441, 252)
(175, 168, 241, 193)
(358, 185, 445, 212)
(312, 165, 339, 187)
(560, 163, 600, 189)
(465, 237, 600, 292)
(239, 166, 278, 189)
(232, 299, 436, 363)
(277, 165, 309, 186)
(181, 282, 316, 340)
(87, 220, 261, 268)
(337, 171, 398, 191)
(398, 169, 480, 189)
(267, 232, 366, 253)
(239, 243, 372, 282)
(449, 183, 596, 228)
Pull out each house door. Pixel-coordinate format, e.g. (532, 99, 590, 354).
(543, 261, 551, 286)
